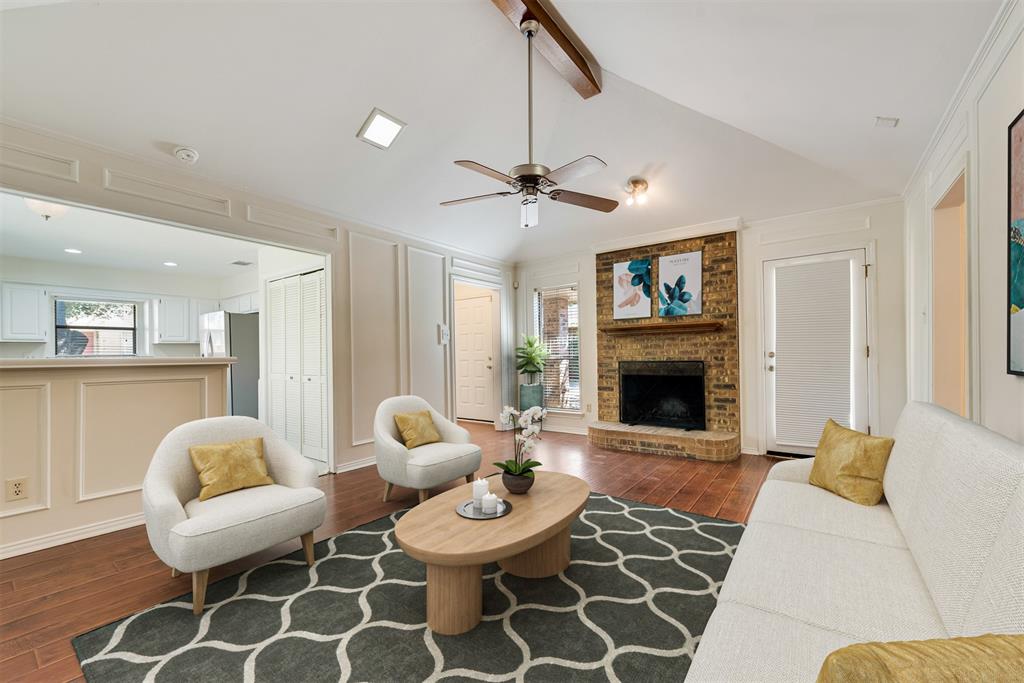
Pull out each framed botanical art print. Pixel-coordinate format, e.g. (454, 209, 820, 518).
(658, 251, 703, 316)
(613, 259, 652, 319)
(1009, 107, 1023, 375)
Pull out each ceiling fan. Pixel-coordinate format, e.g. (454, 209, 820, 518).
(441, 18, 618, 228)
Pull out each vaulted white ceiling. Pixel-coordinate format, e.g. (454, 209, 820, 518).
(0, 1, 1000, 262)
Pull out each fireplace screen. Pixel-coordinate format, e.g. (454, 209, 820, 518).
(619, 361, 706, 430)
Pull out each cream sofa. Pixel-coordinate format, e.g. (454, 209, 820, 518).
(688, 402, 1024, 681)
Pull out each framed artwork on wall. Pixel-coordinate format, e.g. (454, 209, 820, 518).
(613, 259, 652, 319)
(1009, 107, 1023, 376)
(658, 251, 703, 316)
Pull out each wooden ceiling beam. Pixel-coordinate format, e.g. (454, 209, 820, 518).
(490, 0, 602, 99)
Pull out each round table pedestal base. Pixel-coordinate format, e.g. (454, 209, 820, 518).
(498, 526, 571, 578)
(426, 564, 482, 635)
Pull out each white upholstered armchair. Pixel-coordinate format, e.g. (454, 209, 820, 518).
(143, 416, 326, 614)
(374, 396, 482, 503)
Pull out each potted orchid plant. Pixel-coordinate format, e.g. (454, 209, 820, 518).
(494, 405, 546, 494)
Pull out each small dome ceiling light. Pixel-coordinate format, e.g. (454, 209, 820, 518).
(625, 177, 649, 207)
(24, 198, 70, 221)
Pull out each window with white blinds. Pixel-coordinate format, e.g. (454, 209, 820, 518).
(533, 285, 581, 411)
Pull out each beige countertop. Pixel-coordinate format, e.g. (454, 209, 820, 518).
(0, 356, 237, 370)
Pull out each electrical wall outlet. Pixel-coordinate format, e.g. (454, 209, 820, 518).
(6, 477, 28, 502)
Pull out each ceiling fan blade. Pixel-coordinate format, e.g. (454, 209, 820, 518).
(454, 160, 515, 184)
(547, 189, 618, 213)
(440, 191, 515, 207)
(544, 155, 607, 186)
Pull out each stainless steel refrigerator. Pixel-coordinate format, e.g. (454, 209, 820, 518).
(198, 311, 259, 418)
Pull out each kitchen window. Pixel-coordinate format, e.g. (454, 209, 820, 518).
(533, 284, 581, 411)
(55, 299, 137, 356)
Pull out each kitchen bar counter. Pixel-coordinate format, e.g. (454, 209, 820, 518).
(0, 356, 236, 370)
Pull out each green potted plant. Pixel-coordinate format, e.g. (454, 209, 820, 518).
(494, 405, 546, 494)
(516, 334, 549, 410)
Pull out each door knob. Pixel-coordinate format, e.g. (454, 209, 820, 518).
(768, 366, 775, 372)
(486, 365, 493, 369)
(767, 351, 776, 358)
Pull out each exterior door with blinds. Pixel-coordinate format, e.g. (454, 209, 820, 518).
(763, 249, 869, 455)
(534, 285, 581, 411)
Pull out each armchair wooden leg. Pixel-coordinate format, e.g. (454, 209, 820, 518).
(419, 489, 429, 503)
(301, 532, 315, 566)
(382, 481, 393, 502)
(465, 474, 473, 484)
(192, 569, 209, 615)
(171, 567, 181, 578)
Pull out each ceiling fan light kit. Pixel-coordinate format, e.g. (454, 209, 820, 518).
(441, 18, 618, 228)
(625, 177, 649, 207)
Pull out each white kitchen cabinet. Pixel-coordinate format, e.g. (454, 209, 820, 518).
(189, 298, 219, 342)
(154, 295, 190, 343)
(267, 271, 327, 464)
(219, 291, 258, 315)
(0, 283, 49, 342)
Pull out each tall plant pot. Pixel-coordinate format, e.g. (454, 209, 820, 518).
(519, 383, 543, 411)
(502, 472, 535, 495)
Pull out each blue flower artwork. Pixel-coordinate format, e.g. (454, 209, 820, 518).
(658, 251, 703, 317)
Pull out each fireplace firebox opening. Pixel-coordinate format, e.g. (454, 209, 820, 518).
(619, 360, 706, 431)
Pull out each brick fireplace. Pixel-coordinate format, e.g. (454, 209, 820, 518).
(589, 231, 740, 462)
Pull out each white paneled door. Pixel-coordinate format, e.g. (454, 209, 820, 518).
(763, 249, 869, 455)
(455, 294, 497, 421)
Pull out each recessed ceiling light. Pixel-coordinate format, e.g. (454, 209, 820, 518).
(64, 248, 82, 254)
(356, 107, 406, 150)
(163, 261, 178, 267)
(874, 116, 900, 128)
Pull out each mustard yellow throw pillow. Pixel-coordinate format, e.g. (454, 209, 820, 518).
(189, 437, 274, 501)
(809, 419, 894, 506)
(394, 410, 441, 449)
(817, 634, 1024, 683)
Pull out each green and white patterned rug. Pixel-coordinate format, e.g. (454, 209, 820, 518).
(73, 494, 743, 682)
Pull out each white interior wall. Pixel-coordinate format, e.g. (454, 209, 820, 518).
(218, 269, 258, 299)
(904, 1, 1023, 442)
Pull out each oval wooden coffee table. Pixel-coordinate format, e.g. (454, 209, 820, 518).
(395, 471, 590, 635)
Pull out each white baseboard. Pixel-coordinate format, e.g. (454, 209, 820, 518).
(335, 455, 376, 473)
(0, 511, 146, 560)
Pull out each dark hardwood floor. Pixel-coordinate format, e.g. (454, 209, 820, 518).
(0, 421, 778, 682)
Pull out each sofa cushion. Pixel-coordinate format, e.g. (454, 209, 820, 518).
(765, 456, 814, 483)
(883, 402, 953, 537)
(887, 405, 1024, 635)
(404, 442, 482, 489)
(687, 601, 858, 683)
(750, 480, 907, 548)
(809, 419, 894, 505)
(170, 484, 326, 572)
(719, 521, 947, 642)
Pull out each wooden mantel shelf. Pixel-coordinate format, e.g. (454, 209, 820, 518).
(598, 320, 724, 335)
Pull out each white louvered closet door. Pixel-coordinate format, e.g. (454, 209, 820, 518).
(283, 276, 303, 451)
(300, 270, 327, 463)
(764, 249, 869, 455)
(268, 279, 288, 436)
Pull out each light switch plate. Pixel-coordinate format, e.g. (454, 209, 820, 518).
(438, 323, 450, 345)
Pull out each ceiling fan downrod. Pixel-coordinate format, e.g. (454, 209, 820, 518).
(521, 19, 539, 166)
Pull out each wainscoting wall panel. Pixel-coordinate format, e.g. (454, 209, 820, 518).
(0, 363, 226, 558)
(0, 142, 79, 182)
(0, 383, 51, 518)
(77, 376, 208, 502)
(349, 232, 401, 445)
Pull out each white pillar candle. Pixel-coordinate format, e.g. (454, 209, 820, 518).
(481, 492, 498, 514)
(472, 478, 489, 508)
